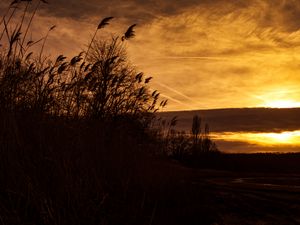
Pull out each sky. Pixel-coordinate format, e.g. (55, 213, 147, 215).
(2, 0, 300, 111)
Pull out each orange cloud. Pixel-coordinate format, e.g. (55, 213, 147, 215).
(2, 0, 300, 110)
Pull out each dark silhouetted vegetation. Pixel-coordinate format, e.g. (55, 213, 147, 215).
(0, 17, 164, 119)
(0, 1, 219, 224)
(154, 115, 219, 161)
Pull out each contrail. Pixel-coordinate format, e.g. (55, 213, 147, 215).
(154, 82, 200, 105)
(159, 93, 195, 109)
(161, 56, 229, 61)
(149, 87, 194, 109)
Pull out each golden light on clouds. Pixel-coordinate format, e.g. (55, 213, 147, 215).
(263, 100, 300, 108)
(256, 88, 300, 108)
(127, 2, 300, 110)
(214, 130, 300, 147)
(2, 0, 300, 111)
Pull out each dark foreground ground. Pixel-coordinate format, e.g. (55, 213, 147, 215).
(2, 152, 300, 225)
(130, 156, 300, 225)
(153, 160, 300, 225)
(1, 113, 300, 225)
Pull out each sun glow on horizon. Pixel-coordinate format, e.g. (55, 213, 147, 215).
(263, 100, 300, 109)
(255, 89, 300, 109)
(213, 131, 300, 146)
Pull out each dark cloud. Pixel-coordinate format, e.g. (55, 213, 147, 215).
(160, 108, 300, 133)
(40, 0, 237, 19)
(2, 0, 300, 33)
(1, 0, 300, 28)
(252, 0, 300, 32)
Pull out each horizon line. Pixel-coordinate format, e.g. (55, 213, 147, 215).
(159, 106, 300, 113)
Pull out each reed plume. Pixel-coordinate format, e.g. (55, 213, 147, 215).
(83, 17, 114, 62)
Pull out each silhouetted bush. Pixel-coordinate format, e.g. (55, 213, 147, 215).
(154, 115, 219, 161)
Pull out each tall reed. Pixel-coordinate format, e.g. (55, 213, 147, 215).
(0, 0, 167, 120)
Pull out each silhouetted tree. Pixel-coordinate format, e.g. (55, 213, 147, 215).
(192, 115, 201, 145)
(202, 123, 212, 152)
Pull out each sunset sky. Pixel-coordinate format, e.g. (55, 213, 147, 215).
(2, 0, 300, 111)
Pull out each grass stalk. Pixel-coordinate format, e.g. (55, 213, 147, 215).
(38, 25, 56, 64)
(0, 3, 19, 42)
(20, 0, 41, 56)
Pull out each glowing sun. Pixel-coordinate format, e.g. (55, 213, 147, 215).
(214, 131, 300, 146)
(264, 100, 300, 108)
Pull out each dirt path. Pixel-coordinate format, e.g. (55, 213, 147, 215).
(191, 172, 300, 225)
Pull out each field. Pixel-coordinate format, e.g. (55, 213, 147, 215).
(141, 158, 300, 225)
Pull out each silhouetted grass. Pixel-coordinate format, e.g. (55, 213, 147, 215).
(0, 0, 166, 119)
(1, 110, 300, 225)
(0, 110, 224, 225)
(0, 1, 218, 224)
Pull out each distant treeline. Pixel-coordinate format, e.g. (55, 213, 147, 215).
(159, 108, 300, 133)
